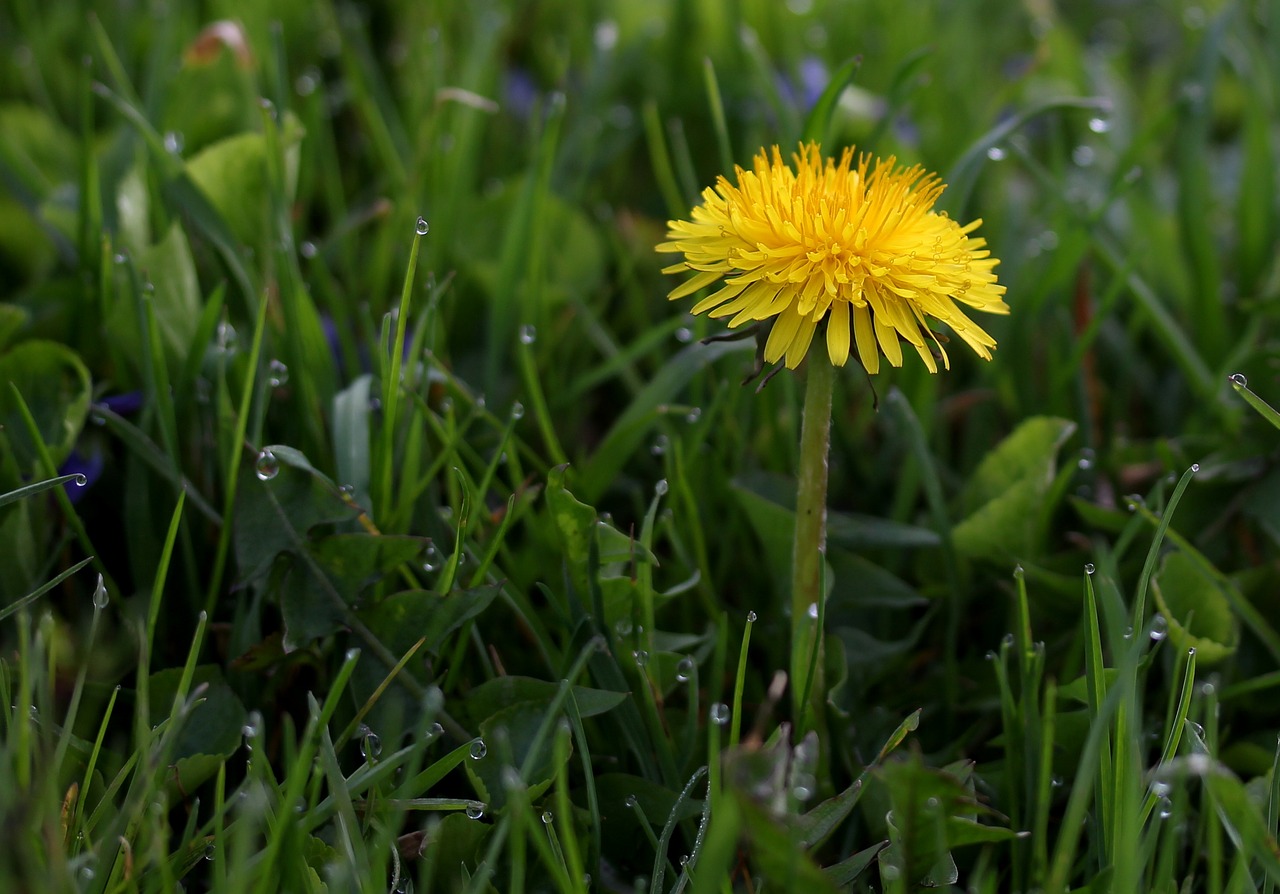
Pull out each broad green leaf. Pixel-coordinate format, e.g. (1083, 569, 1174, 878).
(233, 445, 360, 584)
(0, 340, 92, 472)
(184, 114, 304, 247)
(1152, 550, 1239, 665)
(456, 676, 627, 730)
(280, 533, 425, 648)
(0, 304, 28, 352)
(546, 464, 598, 602)
(465, 700, 572, 811)
(105, 222, 201, 378)
(953, 416, 1076, 562)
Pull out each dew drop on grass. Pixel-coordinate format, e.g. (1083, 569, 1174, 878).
(986, 146, 1006, 161)
(73, 473, 87, 486)
(541, 810, 553, 824)
(242, 711, 262, 740)
(1190, 463, 1200, 473)
(675, 327, 693, 343)
(425, 722, 444, 742)
(465, 801, 485, 820)
(267, 359, 289, 387)
(1150, 614, 1168, 642)
(204, 843, 216, 861)
(519, 324, 537, 344)
(675, 657, 694, 683)
(806, 603, 818, 620)
(1229, 372, 1248, 387)
(650, 434, 669, 456)
(1158, 797, 1174, 819)
(163, 131, 184, 154)
(685, 407, 702, 423)
(624, 794, 639, 808)
(1150, 779, 1171, 798)
(654, 479, 669, 496)
(469, 739, 487, 760)
(91, 574, 109, 609)
(1077, 448, 1095, 470)
(615, 618, 633, 637)
(709, 703, 730, 725)
(1002, 633, 1015, 648)
(633, 650, 649, 668)
(746, 610, 757, 623)
(1072, 145, 1095, 167)
(359, 725, 382, 759)
(1013, 564, 1024, 580)
(1084, 563, 1096, 575)
(300, 240, 317, 258)
(1088, 116, 1111, 133)
(511, 401, 525, 420)
(254, 450, 279, 481)
(415, 217, 430, 236)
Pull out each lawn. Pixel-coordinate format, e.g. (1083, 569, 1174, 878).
(2, 0, 1280, 891)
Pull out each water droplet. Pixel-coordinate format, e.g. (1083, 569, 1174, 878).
(73, 473, 87, 485)
(1072, 145, 1096, 167)
(1190, 463, 1200, 473)
(1151, 779, 1171, 798)
(1158, 796, 1174, 819)
(425, 722, 444, 741)
(615, 618, 634, 638)
(1051, 775, 1064, 788)
(882, 863, 901, 881)
(469, 739, 487, 760)
(709, 703, 730, 725)
(624, 794, 639, 808)
(1087, 116, 1111, 134)
(1150, 614, 1168, 642)
(1001, 633, 1015, 648)
(650, 434, 669, 456)
(255, 450, 280, 481)
(465, 801, 485, 819)
(654, 479, 669, 497)
(359, 725, 382, 759)
(1125, 494, 1144, 512)
(300, 240, 317, 259)
(675, 327, 694, 343)
(541, 810, 553, 824)
(1229, 372, 1248, 387)
(1085, 563, 1096, 575)
(675, 657, 694, 683)
(1077, 448, 1095, 470)
(91, 574, 109, 609)
(1200, 681, 1216, 697)
(415, 217, 430, 236)
(685, 407, 702, 423)
(242, 711, 262, 740)
(633, 650, 649, 668)
(509, 401, 525, 422)
(806, 602, 819, 621)
(519, 324, 537, 344)
(204, 842, 216, 861)
(1013, 564, 1025, 580)
(985, 650, 997, 661)
(163, 131, 184, 154)
(1123, 626, 1134, 640)
(216, 321, 238, 354)
(79, 866, 95, 881)
(986, 146, 1006, 161)
(267, 359, 289, 387)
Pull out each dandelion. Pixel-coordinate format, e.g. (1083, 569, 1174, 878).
(657, 143, 1008, 372)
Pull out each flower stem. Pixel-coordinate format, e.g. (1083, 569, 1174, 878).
(792, 353, 834, 735)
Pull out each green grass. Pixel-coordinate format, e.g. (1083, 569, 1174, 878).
(3, 0, 1280, 891)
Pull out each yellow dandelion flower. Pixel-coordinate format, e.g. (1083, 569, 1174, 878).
(657, 143, 1009, 373)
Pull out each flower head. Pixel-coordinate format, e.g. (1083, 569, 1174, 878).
(657, 143, 1008, 373)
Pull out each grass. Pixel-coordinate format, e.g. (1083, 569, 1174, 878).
(3, 0, 1280, 890)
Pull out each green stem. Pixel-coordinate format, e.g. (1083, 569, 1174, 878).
(791, 354, 834, 734)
